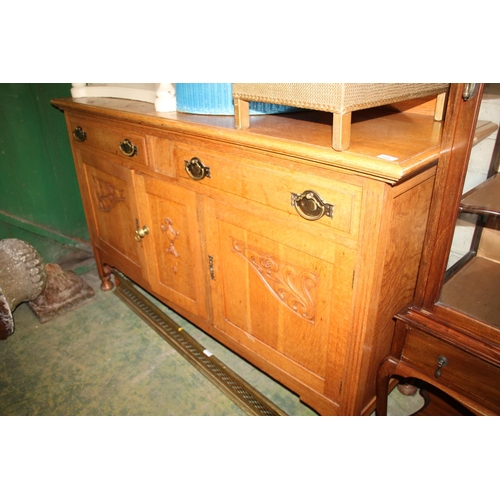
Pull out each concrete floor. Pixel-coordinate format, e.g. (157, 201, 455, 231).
(0, 266, 423, 416)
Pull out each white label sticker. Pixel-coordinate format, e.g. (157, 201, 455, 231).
(377, 154, 398, 161)
(203, 349, 213, 357)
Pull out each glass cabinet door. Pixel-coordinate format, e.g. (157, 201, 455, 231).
(439, 84, 500, 328)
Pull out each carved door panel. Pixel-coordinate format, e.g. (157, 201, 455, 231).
(204, 199, 356, 400)
(77, 151, 145, 280)
(134, 173, 208, 320)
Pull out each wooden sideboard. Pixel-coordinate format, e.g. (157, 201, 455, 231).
(52, 90, 448, 415)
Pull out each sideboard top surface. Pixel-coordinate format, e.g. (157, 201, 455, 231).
(52, 97, 443, 184)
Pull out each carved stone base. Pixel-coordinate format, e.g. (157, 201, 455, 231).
(29, 263, 95, 323)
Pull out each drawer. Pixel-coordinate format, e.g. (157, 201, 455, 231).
(174, 142, 362, 239)
(402, 328, 500, 407)
(68, 116, 149, 167)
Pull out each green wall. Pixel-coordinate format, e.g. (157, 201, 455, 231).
(0, 83, 90, 261)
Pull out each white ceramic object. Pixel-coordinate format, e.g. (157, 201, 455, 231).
(70, 83, 176, 112)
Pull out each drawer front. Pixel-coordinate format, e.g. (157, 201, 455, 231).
(68, 116, 149, 166)
(174, 143, 362, 240)
(402, 328, 500, 406)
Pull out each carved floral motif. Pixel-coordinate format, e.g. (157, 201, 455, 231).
(231, 238, 318, 323)
(161, 218, 180, 257)
(92, 177, 125, 212)
(161, 218, 180, 273)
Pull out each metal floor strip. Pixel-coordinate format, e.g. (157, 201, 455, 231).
(113, 271, 287, 416)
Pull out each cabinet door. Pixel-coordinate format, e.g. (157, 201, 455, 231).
(134, 173, 208, 320)
(204, 199, 356, 401)
(439, 86, 500, 330)
(76, 150, 145, 280)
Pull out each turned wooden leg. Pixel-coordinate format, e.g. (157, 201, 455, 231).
(376, 357, 399, 416)
(397, 378, 419, 396)
(234, 98, 250, 129)
(100, 264, 114, 291)
(332, 112, 351, 151)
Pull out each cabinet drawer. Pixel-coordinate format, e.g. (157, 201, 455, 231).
(68, 116, 149, 167)
(174, 143, 362, 240)
(402, 328, 500, 406)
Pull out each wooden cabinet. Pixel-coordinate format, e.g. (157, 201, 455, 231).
(53, 90, 447, 415)
(377, 84, 500, 416)
(74, 148, 147, 288)
(134, 173, 208, 319)
(204, 196, 357, 407)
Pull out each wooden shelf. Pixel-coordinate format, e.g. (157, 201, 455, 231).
(473, 120, 498, 147)
(440, 256, 500, 328)
(459, 173, 500, 216)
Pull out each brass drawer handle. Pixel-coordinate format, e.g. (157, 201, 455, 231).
(185, 157, 211, 181)
(72, 126, 87, 142)
(291, 190, 334, 221)
(135, 226, 149, 242)
(119, 139, 138, 157)
(434, 355, 448, 378)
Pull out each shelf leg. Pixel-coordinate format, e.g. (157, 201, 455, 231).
(234, 98, 250, 129)
(434, 92, 447, 121)
(332, 112, 351, 151)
